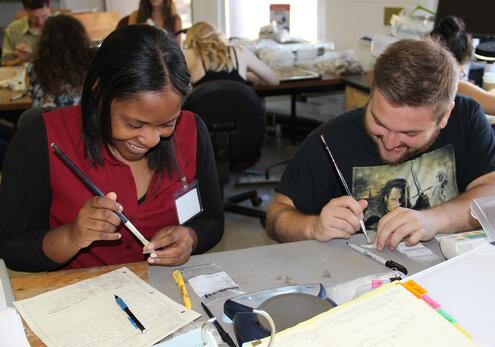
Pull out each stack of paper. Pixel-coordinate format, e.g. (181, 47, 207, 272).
(247, 282, 475, 347)
(14, 267, 200, 347)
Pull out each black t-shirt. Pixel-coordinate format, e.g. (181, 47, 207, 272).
(277, 95, 495, 222)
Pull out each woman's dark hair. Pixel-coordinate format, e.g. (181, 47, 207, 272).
(137, 0, 178, 34)
(32, 15, 94, 96)
(430, 16, 473, 65)
(80, 25, 191, 175)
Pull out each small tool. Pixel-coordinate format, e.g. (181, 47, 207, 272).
(347, 242, 408, 275)
(320, 135, 372, 244)
(51, 143, 150, 247)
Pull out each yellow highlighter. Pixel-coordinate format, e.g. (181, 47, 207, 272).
(172, 270, 192, 309)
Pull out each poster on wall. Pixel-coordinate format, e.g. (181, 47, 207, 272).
(269, 4, 290, 31)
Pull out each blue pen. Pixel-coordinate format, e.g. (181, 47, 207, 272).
(114, 295, 146, 333)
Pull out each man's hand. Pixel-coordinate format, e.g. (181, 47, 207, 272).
(312, 196, 368, 242)
(144, 226, 197, 266)
(68, 192, 123, 249)
(15, 43, 32, 63)
(375, 207, 437, 251)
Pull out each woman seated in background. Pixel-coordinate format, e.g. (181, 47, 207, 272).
(0, 25, 224, 272)
(184, 21, 279, 87)
(118, 0, 181, 36)
(430, 16, 495, 115)
(28, 14, 95, 108)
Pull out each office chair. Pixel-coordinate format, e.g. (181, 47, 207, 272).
(183, 80, 267, 225)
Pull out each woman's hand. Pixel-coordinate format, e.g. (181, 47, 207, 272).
(68, 192, 123, 249)
(144, 226, 197, 266)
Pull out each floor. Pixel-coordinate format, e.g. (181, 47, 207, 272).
(209, 135, 300, 253)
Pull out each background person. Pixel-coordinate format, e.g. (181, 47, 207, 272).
(1, 0, 51, 66)
(266, 38, 495, 251)
(0, 25, 224, 272)
(27, 15, 95, 108)
(184, 21, 279, 87)
(430, 16, 495, 115)
(118, 0, 181, 36)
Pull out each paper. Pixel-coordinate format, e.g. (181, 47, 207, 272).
(14, 267, 200, 347)
(188, 271, 238, 298)
(411, 243, 495, 346)
(0, 277, 7, 311)
(396, 242, 442, 263)
(154, 327, 218, 347)
(248, 283, 475, 347)
(0, 307, 30, 347)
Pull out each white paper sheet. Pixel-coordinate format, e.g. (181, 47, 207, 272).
(0, 307, 30, 347)
(14, 267, 200, 347)
(396, 242, 442, 263)
(187, 271, 238, 298)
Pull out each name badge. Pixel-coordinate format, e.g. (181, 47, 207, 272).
(174, 178, 203, 224)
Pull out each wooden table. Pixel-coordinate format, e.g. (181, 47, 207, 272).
(11, 262, 149, 346)
(0, 67, 32, 112)
(0, 88, 32, 112)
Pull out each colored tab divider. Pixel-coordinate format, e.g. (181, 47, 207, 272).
(401, 280, 471, 339)
(402, 280, 426, 298)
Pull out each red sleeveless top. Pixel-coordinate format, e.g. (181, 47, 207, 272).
(43, 106, 197, 268)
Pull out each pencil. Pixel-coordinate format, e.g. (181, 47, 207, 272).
(320, 135, 372, 244)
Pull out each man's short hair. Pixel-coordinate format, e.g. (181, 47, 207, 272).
(372, 38, 459, 117)
(21, 0, 50, 10)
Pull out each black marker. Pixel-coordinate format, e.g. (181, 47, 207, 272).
(201, 302, 236, 347)
(347, 242, 408, 275)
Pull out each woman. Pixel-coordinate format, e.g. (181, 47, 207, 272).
(184, 21, 279, 86)
(0, 25, 224, 272)
(430, 16, 495, 115)
(27, 14, 95, 108)
(119, 0, 181, 35)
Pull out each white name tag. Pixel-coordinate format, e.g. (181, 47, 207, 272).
(174, 179, 203, 224)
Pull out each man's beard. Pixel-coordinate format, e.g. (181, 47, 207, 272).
(364, 121, 440, 165)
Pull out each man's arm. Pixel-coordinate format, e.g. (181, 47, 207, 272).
(376, 171, 495, 250)
(1, 29, 19, 66)
(267, 193, 367, 243)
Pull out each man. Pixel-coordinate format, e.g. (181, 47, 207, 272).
(266, 38, 495, 252)
(1, 0, 51, 66)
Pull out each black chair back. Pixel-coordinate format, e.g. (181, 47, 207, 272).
(183, 80, 265, 171)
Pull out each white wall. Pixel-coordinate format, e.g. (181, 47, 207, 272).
(61, 0, 104, 12)
(226, 0, 318, 41)
(192, 0, 226, 32)
(324, 0, 438, 68)
(105, 0, 139, 18)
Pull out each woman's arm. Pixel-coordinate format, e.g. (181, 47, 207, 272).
(240, 46, 280, 86)
(0, 116, 124, 271)
(0, 116, 61, 271)
(186, 115, 225, 253)
(458, 80, 495, 115)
